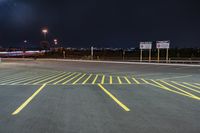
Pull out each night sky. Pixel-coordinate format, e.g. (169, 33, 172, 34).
(0, 0, 200, 48)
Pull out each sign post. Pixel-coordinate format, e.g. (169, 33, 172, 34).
(91, 46, 94, 60)
(140, 42, 152, 62)
(166, 48, 169, 63)
(156, 41, 170, 63)
(149, 48, 151, 62)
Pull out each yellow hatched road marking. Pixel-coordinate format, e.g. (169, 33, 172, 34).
(12, 84, 46, 115)
(110, 76, 113, 84)
(101, 75, 105, 84)
(98, 84, 130, 112)
(141, 78, 149, 84)
(150, 80, 200, 100)
(172, 81, 200, 94)
(0, 72, 29, 83)
(72, 74, 86, 84)
(124, 77, 131, 84)
(82, 74, 92, 84)
(92, 75, 99, 84)
(45, 72, 70, 84)
(62, 73, 82, 84)
(53, 72, 76, 84)
(195, 83, 200, 87)
(183, 82, 200, 90)
(33, 72, 65, 85)
(24, 72, 57, 85)
(160, 80, 198, 98)
(4, 73, 43, 85)
(117, 76, 122, 84)
(1, 76, 30, 84)
(132, 78, 140, 84)
(10, 73, 54, 85)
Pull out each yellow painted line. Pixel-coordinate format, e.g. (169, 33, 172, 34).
(24, 72, 59, 85)
(132, 78, 140, 84)
(6, 73, 45, 85)
(195, 83, 200, 87)
(172, 81, 200, 93)
(1, 77, 29, 85)
(72, 74, 86, 84)
(183, 82, 200, 90)
(12, 84, 46, 115)
(141, 78, 149, 84)
(117, 76, 122, 84)
(92, 75, 99, 84)
(124, 77, 131, 84)
(53, 72, 76, 84)
(33, 72, 65, 85)
(0, 73, 29, 84)
(10, 74, 49, 85)
(160, 80, 198, 97)
(159, 75, 192, 80)
(101, 75, 105, 84)
(82, 74, 93, 84)
(14, 72, 60, 85)
(110, 76, 113, 84)
(0, 72, 29, 82)
(45, 72, 69, 84)
(150, 80, 200, 100)
(62, 73, 82, 84)
(98, 84, 130, 111)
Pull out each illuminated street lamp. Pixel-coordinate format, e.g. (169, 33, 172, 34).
(42, 28, 48, 40)
(54, 39, 58, 45)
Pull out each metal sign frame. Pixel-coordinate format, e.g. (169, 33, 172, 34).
(139, 42, 152, 62)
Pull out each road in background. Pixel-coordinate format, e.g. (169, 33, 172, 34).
(0, 59, 200, 133)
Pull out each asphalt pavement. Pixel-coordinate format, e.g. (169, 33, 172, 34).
(0, 59, 200, 133)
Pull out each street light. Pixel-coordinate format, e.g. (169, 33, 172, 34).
(42, 28, 48, 40)
(54, 39, 58, 45)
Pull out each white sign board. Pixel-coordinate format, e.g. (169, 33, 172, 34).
(140, 42, 152, 49)
(156, 41, 170, 49)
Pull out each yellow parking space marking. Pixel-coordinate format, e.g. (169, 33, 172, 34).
(150, 80, 200, 100)
(24, 72, 59, 85)
(12, 84, 46, 115)
(183, 82, 200, 90)
(110, 76, 113, 84)
(132, 78, 140, 84)
(117, 76, 122, 84)
(62, 73, 82, 84)
(72, 74, 86, 84)
(45, 72, 69, 84)
(101, 75, 105, 84)
(92, 75, 99, 84)
(171, 82, 200, 93)
(82, 74, 92, 84)
(53, 72, 75, 84)
(124, 77, 131, 84)
(33, 72, 65, 85)
(160, 80, 200, 100)
(98, 84, 130, 112)
(141, 78, 149, 84)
